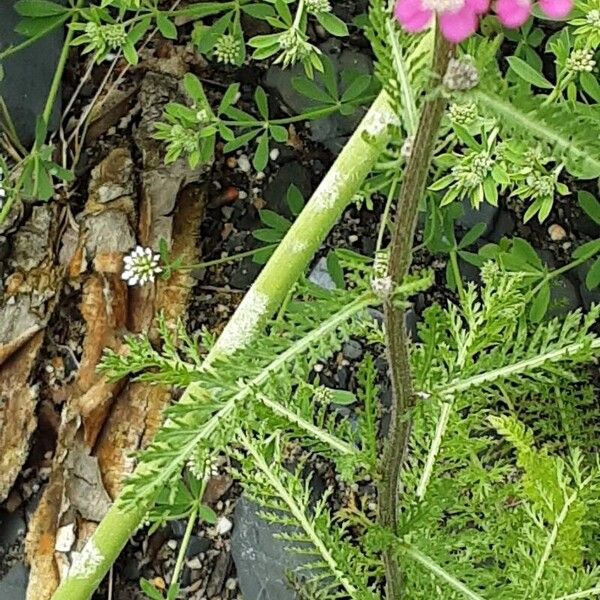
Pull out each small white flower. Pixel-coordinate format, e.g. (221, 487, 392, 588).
(566, 49, 596, 73)
(305, 0, 332, 13)
(121, 245, 163, 287)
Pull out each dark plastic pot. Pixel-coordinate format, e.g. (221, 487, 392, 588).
(0, 3, 64, 146)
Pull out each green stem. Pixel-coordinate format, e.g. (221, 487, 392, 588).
(175, 244, 277, 271)
(527, 249, 599, 302)
(449, 250, 465, 298)
(400, 542, 485, 600)
(375, 175, 400, 254)
(440, 337, 600, 397)
(257, 392, 357, 456)
(552, 587, 600, 600)
(379, 25, 453, 600)
(41, 2, 83, 130)
(169, 503, 199, 594)
(51, 89, 395, 600)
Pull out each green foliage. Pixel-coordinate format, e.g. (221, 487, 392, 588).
(396, 265, 600, 599)
(232, 432, 380, 599)
(252, 183, 305, 262)
(102, 257, 600, 599)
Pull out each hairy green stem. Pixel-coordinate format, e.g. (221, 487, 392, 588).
(379, 25, 453, 600)
(51, 90, 395, 600)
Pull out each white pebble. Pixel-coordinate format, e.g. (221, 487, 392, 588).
(238, 155, 251, 173)
(548, 223, 567, 242)
(238, 190, 248, 200)
(269, 148, 280, 161)
(216, 516, 233, 535)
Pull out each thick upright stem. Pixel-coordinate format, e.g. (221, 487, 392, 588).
(51, 90, 396, 600)
(379, 26, 453, 600)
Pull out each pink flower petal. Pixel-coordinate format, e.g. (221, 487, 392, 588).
(394, 0, 433, 32)
(466, 0, 490, 13)
(495, 0, 531, 28)
(439, 6, 479, 43)
(538, 0, 572, 18)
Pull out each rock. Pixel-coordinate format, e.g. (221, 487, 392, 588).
(405, 309, 418, 341)
(230, 258, 262, 289)
(232, 496, 314, 600)
(122, 557, 140, 581)
(265, 40, 372, 153)
(457, 198, 498, 236)
(574, 260, 600, 310)
(308, 257, 336, 291)
(216, 516, 233, 535)
(342, 340, 363, 360)
(486, 208, 514, 243)
(170, 520, 186, 539)
(186, 535, 211, 558)
(548, 276, 582, 317)
(206, 551, 231, 597)
(0, 509, 26, 548)
(0, 4, 63, 145)
(547, 223, 567, 242)
(0, 563, 28, 600)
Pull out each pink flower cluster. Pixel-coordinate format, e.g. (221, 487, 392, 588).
(394, 0, 572, 43)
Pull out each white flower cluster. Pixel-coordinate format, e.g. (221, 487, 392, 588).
(566, 48, 596, 73)
(305, 0, 332, 13)
(121, 245, 162, 286)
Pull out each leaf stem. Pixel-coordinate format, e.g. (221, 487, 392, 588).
(174, 244, 278, 271)
(257, 392, 357, 456)
(400, 542, 485, 600)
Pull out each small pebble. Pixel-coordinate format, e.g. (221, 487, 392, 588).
(255, 171, 266, 181)
(237, 155, 251, 173)
(226, 156, 237, 169)
(238, 190, 248, 200)
(167, 539, 178, 550)
(187, 557, 203, 570)
(313, 363, 324, 373)
(152, 576, 166, 591)
(269, 148, 280, 161)
(225, 578, 237, 591)
(348, 234, 359, 243)
(548, 223, 567, 241)
(216, 516, 233, 535)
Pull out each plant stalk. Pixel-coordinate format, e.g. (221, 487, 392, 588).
(378, 25, 453, 600)
(51, 89, 396, 600)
